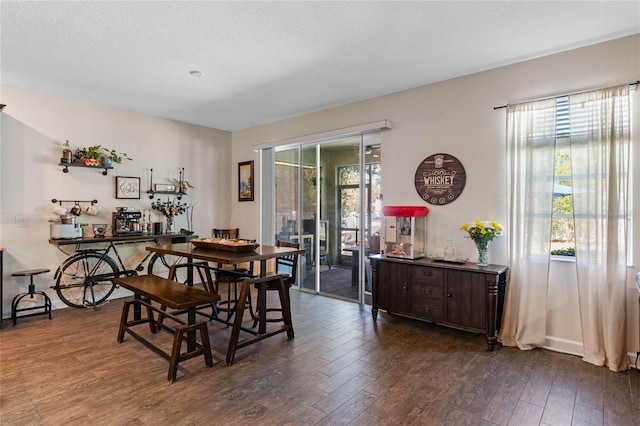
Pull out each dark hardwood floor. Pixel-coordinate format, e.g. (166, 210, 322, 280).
(1, 289, 639, 425)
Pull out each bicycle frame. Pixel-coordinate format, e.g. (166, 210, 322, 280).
(53, 240, 159, 308)
(56, 240, 155, 276)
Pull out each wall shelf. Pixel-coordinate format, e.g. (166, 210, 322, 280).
(59, 163, 113, 176)
(146, 190, 185, 200)
(146, 167, 188, 199)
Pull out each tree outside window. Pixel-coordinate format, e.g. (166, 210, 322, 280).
(551, 145, 575, 256)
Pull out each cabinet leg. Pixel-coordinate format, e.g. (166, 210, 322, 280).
(487, 336, 497, 351)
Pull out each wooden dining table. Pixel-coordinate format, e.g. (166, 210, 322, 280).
(145, 242, 304, 364)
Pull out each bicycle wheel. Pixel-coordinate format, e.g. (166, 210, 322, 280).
(56, 252, 119, 308)
(147, 252, 190, 284)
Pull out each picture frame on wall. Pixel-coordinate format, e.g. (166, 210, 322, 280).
(153, 183, 177, 193)
(115, 176, 141, 199)
(238, 161, 254, 202)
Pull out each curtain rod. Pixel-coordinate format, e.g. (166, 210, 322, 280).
(493, 80, 639, 110)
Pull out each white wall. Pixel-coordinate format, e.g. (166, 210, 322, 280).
(231, 35, 640, 357)
(0, 85, 232, 314)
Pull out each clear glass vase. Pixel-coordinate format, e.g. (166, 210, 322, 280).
(475, 240, 489, 266)
(444, 240, 456, 261)
(166, 216, 174, 233)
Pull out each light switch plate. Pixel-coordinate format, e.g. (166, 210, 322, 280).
(15, 216, 29, 228)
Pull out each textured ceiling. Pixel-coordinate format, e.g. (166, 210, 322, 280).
(1, 1, 639, 131)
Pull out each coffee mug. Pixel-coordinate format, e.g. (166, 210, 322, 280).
(70, 203, 82, 216)
(53, 205, 67, 216)
(84, 205, 98, 215)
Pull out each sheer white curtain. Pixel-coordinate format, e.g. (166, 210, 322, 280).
(500, 99, 557, 349)
(570, 85, 631, 371)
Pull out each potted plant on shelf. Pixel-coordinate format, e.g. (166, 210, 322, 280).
(101, 148, 132, 166)
(84, 145, 102, 166)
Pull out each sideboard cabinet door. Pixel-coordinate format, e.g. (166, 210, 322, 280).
(445, 269, 486, 332)
(378, 261, 411, 315)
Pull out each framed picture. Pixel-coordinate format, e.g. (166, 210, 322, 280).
(238, 160, 254, 202)
(115, 176, 141, 199)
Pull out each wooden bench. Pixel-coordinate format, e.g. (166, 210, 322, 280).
(115, 274, 221, 382)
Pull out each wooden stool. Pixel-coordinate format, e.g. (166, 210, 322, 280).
(11, 268, 52, 326)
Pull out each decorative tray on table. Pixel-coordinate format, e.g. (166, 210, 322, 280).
(190, 238, 259, 252)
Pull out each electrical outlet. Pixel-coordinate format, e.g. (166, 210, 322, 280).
(15, 216, 29, 228)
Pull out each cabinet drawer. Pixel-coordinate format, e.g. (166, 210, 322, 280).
(411, 282, 444, 299)
(413, 267, 444, 284)
(411, 297, 444, 320)
(412, 280, 444, 320)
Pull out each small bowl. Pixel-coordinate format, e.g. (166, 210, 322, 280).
(92, 224, 107, 238)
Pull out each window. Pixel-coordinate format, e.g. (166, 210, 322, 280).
(551, 96, 575, 256)
(504, 84, 635, 359)
(551, 91, 635, 260)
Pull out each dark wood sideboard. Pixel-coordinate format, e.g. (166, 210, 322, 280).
(370, 254, 508, 351)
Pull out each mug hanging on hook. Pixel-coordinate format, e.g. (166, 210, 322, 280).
(53, 204, 67, 216)
(70, 202, 82, 216)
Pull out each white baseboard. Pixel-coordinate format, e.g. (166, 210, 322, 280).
(544, 335, 640, 370)
(544, 335, 584, 357)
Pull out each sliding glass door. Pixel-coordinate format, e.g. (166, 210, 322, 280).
(317, 138, 360, 300)
(273, 133, 380, 304)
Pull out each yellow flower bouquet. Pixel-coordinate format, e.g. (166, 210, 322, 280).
(460, 220, 503, 266)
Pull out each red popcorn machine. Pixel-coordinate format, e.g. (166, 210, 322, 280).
(382, 205, 429, 259)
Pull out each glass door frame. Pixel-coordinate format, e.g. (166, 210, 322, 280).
(268, 132, 380, 304)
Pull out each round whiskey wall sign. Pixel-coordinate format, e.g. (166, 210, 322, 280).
(414, 153, 466, 205)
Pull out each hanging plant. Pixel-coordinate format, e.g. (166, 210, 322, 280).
(102, 148, 132, 164)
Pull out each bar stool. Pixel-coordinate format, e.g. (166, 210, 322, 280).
(11, 268, 52, 325)
(211, 228, 253, 323)
(250, 240, 299, 330)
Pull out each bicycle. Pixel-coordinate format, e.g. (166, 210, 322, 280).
(52, 238, 191, 308)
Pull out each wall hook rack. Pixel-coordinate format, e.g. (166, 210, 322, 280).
(51, 199, 98, 206)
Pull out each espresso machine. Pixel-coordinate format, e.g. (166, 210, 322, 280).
(112, 209, 143, 235)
